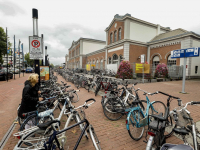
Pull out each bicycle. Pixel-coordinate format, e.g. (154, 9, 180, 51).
(126, 90, 166, 141)
(145, 91, 180, 150)
(13, 98, 101, 150)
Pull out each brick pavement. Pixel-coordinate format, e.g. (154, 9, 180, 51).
(2, 75, 200, 150)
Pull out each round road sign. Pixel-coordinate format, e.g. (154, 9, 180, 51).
(31, 40, 40, 48)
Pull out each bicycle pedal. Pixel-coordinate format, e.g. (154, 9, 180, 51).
(143, 140, 147, 143)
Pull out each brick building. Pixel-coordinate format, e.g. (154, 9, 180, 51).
(66, 14, 200, 77)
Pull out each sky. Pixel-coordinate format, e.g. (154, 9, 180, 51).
(1, 0, 200, 65)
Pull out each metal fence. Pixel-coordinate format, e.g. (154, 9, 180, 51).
(131, 63, 183, 79)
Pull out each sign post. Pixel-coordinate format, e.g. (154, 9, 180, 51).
(141, 54, 145, 83)
(171, 47, 200, 93)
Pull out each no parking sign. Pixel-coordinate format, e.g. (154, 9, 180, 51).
(29, 36, 43, 59)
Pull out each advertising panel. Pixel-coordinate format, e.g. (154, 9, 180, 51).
(40, 66, 49, 81)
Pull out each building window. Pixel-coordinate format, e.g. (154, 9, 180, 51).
(96, 60, 99, 69)
(114, 31, 117, 42)
(167, 55, 176, 66)
(195, 66, 198, 74)
(119, 55, 123, 63)
(113, 54, 118, 64)
(118, 28, 121, 40)
(152, 55, 160, 67)
(108, 57, 111, 64)
(100, 59, 103, 69)
(110, 33, 113, 44)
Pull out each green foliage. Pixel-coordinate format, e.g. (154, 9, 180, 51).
(50, 63, 54, 68)
(154, 63, 169, 78)
(116, 60, 133, 79)
(25, 52, 34, 67)
(0, 27, 7, 64)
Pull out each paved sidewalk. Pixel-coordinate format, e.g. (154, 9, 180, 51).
(2, 75, 200, 149)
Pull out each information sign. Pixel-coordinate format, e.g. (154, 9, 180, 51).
(135, 64, 150, 73)
(171, 49, 185, 58)
(29, 36, 43, 59)
(40, 66, 49, 81)
(141, 55, 145, 63)
(185, 47, 199, 57)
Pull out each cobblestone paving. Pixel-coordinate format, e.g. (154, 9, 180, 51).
(2, 75, 200, 150)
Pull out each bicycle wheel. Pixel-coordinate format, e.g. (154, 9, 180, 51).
(74, 80, 79, 88)
(151, 101, 166, 117)
(95, 84, 101, 96)
(14, 128, 54, 149)
(127, 110, 145, 141)
(103, 99, 124, 121)
(69, 92, 79, 103)
(20, 114, 38, 131)
(164, 114, 176, 138)
(88, 125, 101, 150)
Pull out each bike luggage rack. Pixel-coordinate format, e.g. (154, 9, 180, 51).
(138, 117, 149, 127)
(13, 126, 39, 137)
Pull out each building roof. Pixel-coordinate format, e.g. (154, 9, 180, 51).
(149, 28, 188, 42)
(105, 14, 171, 32)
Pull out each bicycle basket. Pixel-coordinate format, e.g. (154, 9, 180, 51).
(173, 109, 190, 127)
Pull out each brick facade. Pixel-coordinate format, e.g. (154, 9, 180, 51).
(129, 44, 148, 64)
(107, 49, 123, 64)
(86, 52, 105, 69)
(108, 21, 124, 45)
(150, 44, 181, 65)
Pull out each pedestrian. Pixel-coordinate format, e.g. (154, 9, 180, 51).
(18, 73, 43, 129)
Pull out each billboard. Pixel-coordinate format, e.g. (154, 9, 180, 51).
(40, 66, 49, 81)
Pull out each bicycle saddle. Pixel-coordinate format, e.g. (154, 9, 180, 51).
(161, 144, 193, 150)
(38, 120, 60, 130)
(173, 127, 189, 135)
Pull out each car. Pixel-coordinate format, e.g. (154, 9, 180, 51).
(21, 68, 26, 72)
(0, 68, 13, 80)
(25, 67, 34, 73)
(10, 68, 20, 74)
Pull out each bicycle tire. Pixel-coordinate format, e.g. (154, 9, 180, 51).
(103, 99, 124, 121)
(88, 125, 101, 150)
(151, 101, 166, 117)
(127, 110, 145, 141)
(95, 84, 101, 96)
(14, 127, 54, 149)
(164, 114, 176, 138)
(20, 114, 38, 131)
(69, 92, 79, 103)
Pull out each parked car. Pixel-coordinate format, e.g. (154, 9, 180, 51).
(0, 68, 13, 80)
(25, 67, 34, 73)
(10, 68, 20, 74)
(21, 68, 26, 72)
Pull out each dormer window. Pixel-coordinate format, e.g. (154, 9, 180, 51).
(110, 33, 113, 44)
(118, 28, 121, 40)
(114, 31, 117, 42)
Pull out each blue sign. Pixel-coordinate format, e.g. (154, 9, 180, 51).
(171, 47, 200, 58)
(185, 47, 199, 57)
(7, 49, 10, 54)
(171, 49, 185, 58)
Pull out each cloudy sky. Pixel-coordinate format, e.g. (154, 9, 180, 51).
(1, 0, 200, 65)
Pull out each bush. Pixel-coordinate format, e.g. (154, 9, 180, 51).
(154, 63, 169, 78)
(116, 61, 133, 79)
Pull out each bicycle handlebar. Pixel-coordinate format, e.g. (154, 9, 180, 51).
(191, 101, 200, 105)
(158, 91, 180, 99)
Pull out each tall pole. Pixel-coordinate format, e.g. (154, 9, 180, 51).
(182, 57, 187, 93)
(41, 34, 43, 66)
(18, 40, 21, 78)
(14, 35, 15, 79)
(45, 46, 47, 66)
(32, 8, 40, 84)
(21, 43, 24, 77)
(6, 27, 8, 82)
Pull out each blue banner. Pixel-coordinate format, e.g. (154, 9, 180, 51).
(171, 47, 200, 58)
(171, 49, 185, 58)
(7, 49, 10, 54)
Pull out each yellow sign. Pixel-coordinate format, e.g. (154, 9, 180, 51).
(91, 64, 95, 67)
(135, 64, 150, 73)
(86, 64, 91, 71)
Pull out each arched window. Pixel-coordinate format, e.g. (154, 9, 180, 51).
(167, 55, 176, 66)
(108, 57, 111, 64)
(118, 28, 121, 40)
(93, 60, 95, 68)
(110, 33, 113, 44)
(119, 55, 123, 63)
(100, 59, 103, 69)
(152, 56, 160, 67)
(113, 54, 118, 64)
(114, 31, 117, 42)
(96, 60, 99, 69)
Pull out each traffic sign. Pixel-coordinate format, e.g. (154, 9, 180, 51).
(141, 54, 145, 63)
(29, 36, 43, 59)
(185, 47, 199, 57)
(171, 47, 200, 58)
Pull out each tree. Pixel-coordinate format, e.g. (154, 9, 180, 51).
(24, 52, 34, 67)
(0, 27, 7, 64)
(50, 63, 54, 68)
